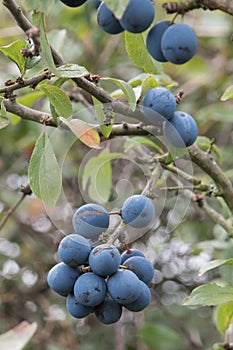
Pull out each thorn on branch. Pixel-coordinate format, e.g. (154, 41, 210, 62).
(40, 115, 54, 125)
(86, 74, 100, 85)
(20, 184, 32, 196)
(21, 26, 40, 58)
(162, 0, 208, 15)
(175, 89, 184, 104)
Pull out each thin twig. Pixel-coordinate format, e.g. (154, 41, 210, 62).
(0, 70, 53, 94)
(155, 296, 203, 349)
(189, 144, 233, 214)
(162, 0, 233, 16)
(0, 185, 32, 232)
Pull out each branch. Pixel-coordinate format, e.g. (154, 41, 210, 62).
(170, 175, 233, 236)
(155, 296, 203, 349)
(189, 145, 233, 213)
(4, 98, 56, 126)
(162, 0, 233, 16)
(0, 70, 53, 94)
(0, 184, 32, 232)
(2, 0, 151, 124)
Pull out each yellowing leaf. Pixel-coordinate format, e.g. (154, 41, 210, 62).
(60, 117, 101, 149)
(221, 85, 233, 101)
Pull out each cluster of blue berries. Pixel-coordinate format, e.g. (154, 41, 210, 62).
(146, 20, 198, 65)
(59, 0, 155, 35)
(97, 0, 154, 34)
(59, 1, 198, 65)
(47, 194, 156, 324)
(142, 87, 198, 148)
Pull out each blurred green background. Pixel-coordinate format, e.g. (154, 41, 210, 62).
(0, 0, 233, 349)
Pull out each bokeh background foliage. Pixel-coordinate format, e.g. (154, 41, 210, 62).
(0, 0, 233, 349)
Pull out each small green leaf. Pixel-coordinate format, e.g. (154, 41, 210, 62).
(82, 150, 125, 203)
(103, 0, 130, 18)
(221, 85, 233, 101)
(25, 55, 41, 70)
(0, 97, 10, 129)
(125, 32, 163, 74)
(0, 40, 25, 74)
(141, 75, 160, 95)
(199, 259, 233, 276)
(33, 12, 57, 73)
(0, 321, 37, 350)
(56, 64, 89, 78)
(217, 301, 233, 333)
(183, 283, 233, 307)
(39, 84, 72, 119)
(28, 131, 62, 207)
(101, 77, 137, 111)
(92, 97, 113, 138)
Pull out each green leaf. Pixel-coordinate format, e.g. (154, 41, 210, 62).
(103, 0, 130, 18)
(101, 77, 137, 111)
(125, 32, 163, 74)
(92, 97, 113, 138)
(60, 117, 101, 148)
(82, 150, 125, 203)
(199, 259, 233, 276)
(28, 131, 62, 207)
(0, 97, 10, 129)
(23, 0, 55, 12)
(39, 84, 72, 119)
(221, 85, 233, 101)
(141, 75, 160, 95)
(217, 301, 233, 333)
(17, 91, 45, 107)
(183, 283, 233, 307)
(0, 40, 25, 74)
(56, 64, 89, 78)
(25, 55, 41, 70)
(0, 321, 37, 350)
(33, 12, 57, 73)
